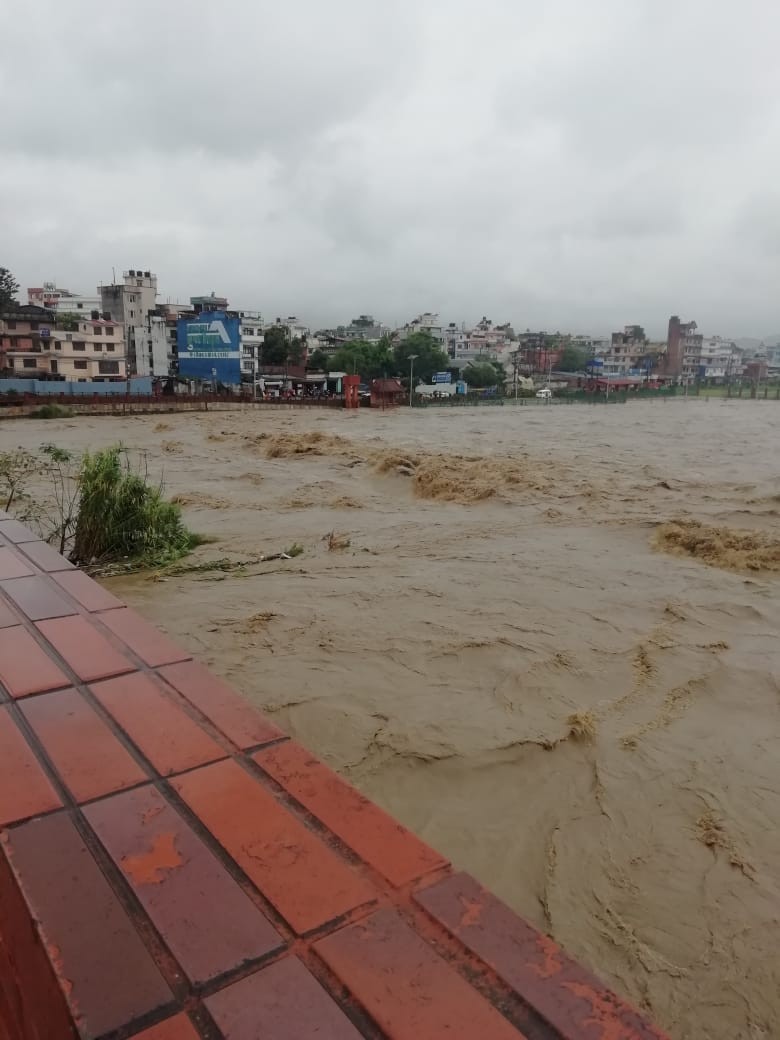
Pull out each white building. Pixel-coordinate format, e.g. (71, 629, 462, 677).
(684, 336, 740, 383)
(396, 312, 444, 344)
(129, 315, 170, 377)
(239, 311, 264, 381)
(28, 283, 102, 316)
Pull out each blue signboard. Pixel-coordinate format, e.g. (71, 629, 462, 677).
(177, 311, 241, 384)
(433, 371, 452, 384)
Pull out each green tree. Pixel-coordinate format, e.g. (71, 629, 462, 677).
(288, 335, 306, 366)
(0, 267, 20, 312)
(331, 339, 396, 380)
(57, 312, 82, 331)
(463, 361, 506, 388)
(307, 348, 330, 372)
(558, 345, 589, 372)
(394, 331, 449, 386)
(261, 325, 289, 365)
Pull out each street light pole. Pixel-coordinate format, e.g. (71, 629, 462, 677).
(408, 354, 419, 408)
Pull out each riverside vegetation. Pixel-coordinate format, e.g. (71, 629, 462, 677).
(0, 443, 203, 569)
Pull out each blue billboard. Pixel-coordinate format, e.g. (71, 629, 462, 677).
(177, 311, 241, 384)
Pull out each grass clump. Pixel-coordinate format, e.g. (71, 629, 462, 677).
(72, 446, 197, 567)
(27, 404, 73, 419)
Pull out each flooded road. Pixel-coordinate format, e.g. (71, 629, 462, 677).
(9, 399, 780, 1039)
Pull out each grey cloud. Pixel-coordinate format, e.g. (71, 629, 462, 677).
(2, 0, 779, 337)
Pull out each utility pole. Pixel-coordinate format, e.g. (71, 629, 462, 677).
(408, 354, 419, 408)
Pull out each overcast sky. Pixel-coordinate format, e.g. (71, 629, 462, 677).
(2, 0, 779, 338)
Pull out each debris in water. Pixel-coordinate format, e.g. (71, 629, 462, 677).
(567, 711, 597, 742)
(654, 520, 780, 573)
(324, 530, 351, 551)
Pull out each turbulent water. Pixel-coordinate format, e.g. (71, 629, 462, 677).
(11, 400, 780, 1040)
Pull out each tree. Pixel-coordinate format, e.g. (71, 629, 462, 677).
(57, 312, 82, 331)
(331, 339, 396, 381)
(0, 267, 20, 312)
(307, 348, 330, 372)
(261, 326, 289, 365)
(558, 345, 589, 372)
(463, 361, 506, 388)
(394, 331, 450, 386)
(287, 335, 306, 366)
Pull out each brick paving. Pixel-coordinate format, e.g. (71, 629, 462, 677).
(0, 514, 670, 1040)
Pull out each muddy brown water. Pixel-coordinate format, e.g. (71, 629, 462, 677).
(7, 401, 779, 1039)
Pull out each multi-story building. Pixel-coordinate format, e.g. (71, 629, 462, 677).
(130, 314, 170, 378)
(598, 325, 649, 376)
(665, 316, 701, 380)
(1, 305, 56, 371)
(571, 334, 609, 355)
(1, 306, 126, 381)
(683, 336, 739, 383)
(513, 332, 561, 376)
(337, 315, 389, 343)
(99, 270, 158, 375)
(28, 283, 101, 317)
(396, 312, 444, 344)
(239, 312, 264, 382)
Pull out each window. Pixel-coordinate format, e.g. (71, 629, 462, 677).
(77, 302, 84, 309)
(54, 343, 61, 350)
(94, 344, 102, 351)
(106, 343, 115, 352)
(5, 320, 16, 329)
(105, 325, 113, 335)
(73, 342, 86, 351)
(136, 279, 142, 287)
(74, 360, 87, 370)
(94, 326, 102, 336)
(23, 358, 37, 369)
(98, 360, 120, 374)
(129, 310, 135, 319)
(244, 327, 254, 336)
(66, 333, 73, 342)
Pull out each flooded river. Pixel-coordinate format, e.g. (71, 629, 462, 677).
(8, 400, 780, 1039)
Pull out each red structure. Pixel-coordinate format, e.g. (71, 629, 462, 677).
(370, 377, 404, 409)
(0, 515, 669, 1040)
(343, 374, 360, 409)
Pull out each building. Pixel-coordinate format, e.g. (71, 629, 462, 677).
(683, 336, 739, 384)
(512, 332, 562, 376)
(597, 325, 649, 376)
(130, 314, 170, 378)
(0, 304, 56, 371)
(665, 316, 701, 380)
(239, 311, 264, 382)
(1, 305, 127, 381)
(571, 334, 609, 355)
(99, 270, 158, 375)
(334, 315, 389, 343)
(191, 292, 229, 313)
(28, 283, 101, 317)
(396, 312, 444, 344)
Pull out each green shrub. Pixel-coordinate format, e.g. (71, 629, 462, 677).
(72, 446, 197, 566)
(27, 404, 73, 419)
